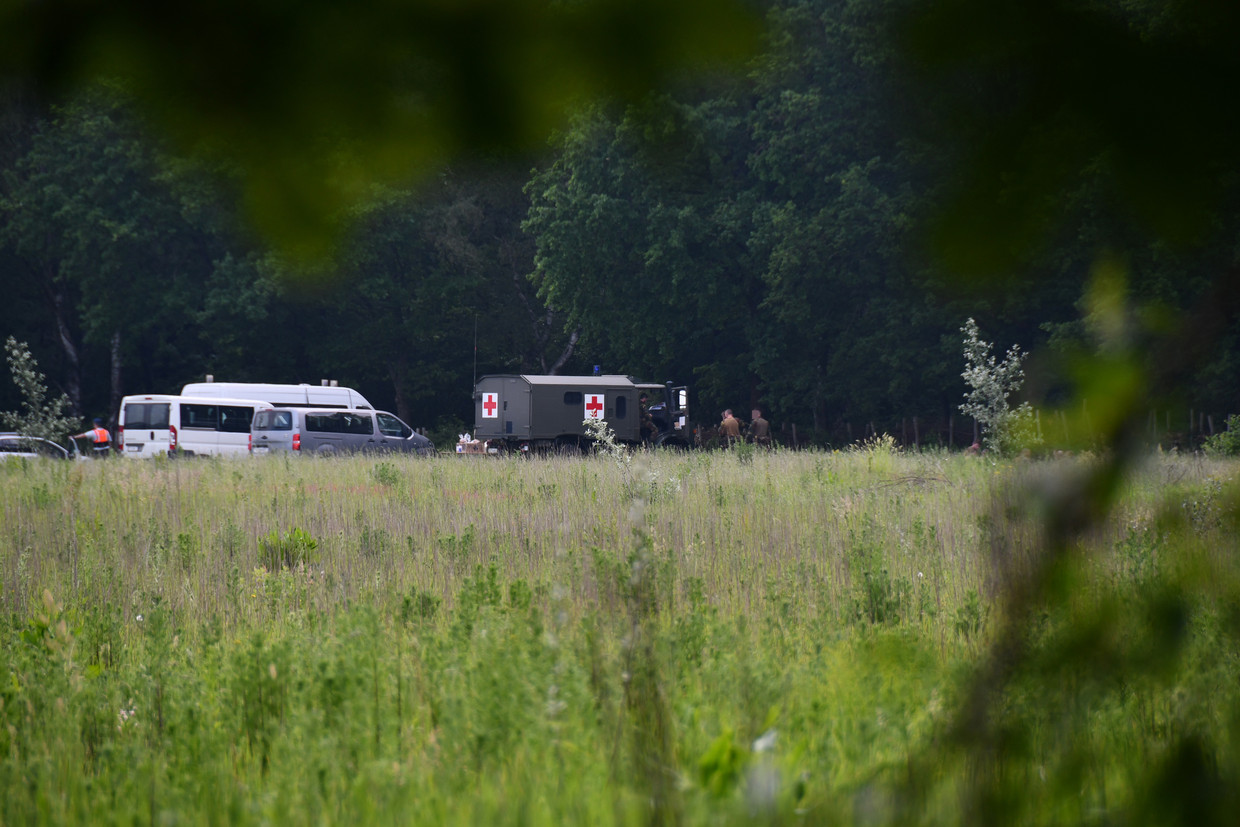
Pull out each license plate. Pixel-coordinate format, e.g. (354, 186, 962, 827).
(127, 444, 143, 452)
(252, 446, 270, 454)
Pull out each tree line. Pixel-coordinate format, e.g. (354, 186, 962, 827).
(3, 0, 1238, 447)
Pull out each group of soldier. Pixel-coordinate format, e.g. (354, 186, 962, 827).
(634, 391, 772, 449)
(719, 408, 771, 448)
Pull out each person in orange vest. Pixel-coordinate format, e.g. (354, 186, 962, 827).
(73, 418, 112, 457)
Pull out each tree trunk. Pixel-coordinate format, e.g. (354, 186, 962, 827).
(546, 329, 579, 375)
(109, 330, 123, 429)
(389, 358, 412, 423)
(48, 277, 82, 417)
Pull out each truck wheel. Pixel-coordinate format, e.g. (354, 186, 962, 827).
(655, 434, 689, 452)
(556, 437, 584, 457)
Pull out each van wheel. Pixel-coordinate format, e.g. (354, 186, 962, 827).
(317, 445, 336, 455)
(556, 437, 584, 457)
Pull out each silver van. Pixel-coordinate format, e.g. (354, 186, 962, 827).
(250, 408, 434, 456)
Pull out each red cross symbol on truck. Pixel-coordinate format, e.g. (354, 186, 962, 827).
(585, 394, 604, 419)
(482, 392, 498, 418)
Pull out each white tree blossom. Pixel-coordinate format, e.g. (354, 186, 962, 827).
(958, 319, 1040, 454)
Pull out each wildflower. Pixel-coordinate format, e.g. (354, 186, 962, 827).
(135, 614, 143, 622)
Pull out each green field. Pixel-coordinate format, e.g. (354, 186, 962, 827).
(2, 447, 1238, 825)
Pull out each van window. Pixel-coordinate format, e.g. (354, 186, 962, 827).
(219, 405, 254, 433)
(306, 412, 373, 434)
(253, 411, 292, 431)
(376, 413, 412, 438)
(182, 404, 218, 429)
(342, 413, 373, 435)
(124, 403, 170, 429)
(563, 391, 583, 405)
(615, 397, 627, 418)
(305, 413, 340, 433)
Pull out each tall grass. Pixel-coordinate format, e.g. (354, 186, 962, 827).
(1, 447, 1237, 824)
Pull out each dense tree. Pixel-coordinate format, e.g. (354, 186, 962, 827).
(0, 0, 760, 258)
(306, 167, 563, 428)
(526, 0, 959, 438)
(4, 0, 1240, 445)
(0, 87, 211, 420)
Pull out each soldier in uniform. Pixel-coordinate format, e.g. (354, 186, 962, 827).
(749, 408, 771, 448)
(720, 409, 741, 447)
(639, 393, 658, 444)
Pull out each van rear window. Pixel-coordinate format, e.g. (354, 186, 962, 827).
(253, 411, 292, 431)
(124, 403, 170, 430)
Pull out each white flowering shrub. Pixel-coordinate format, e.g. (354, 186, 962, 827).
(583, 416, 629, 467)
(1, 336, 79, 444)
(959, 318, 1041, 455)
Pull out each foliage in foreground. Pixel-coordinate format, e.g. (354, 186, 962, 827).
(0, 336, 78, 445)
(1, 450, 1238, 825)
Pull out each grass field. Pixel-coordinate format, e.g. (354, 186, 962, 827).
(2, 445, 1238, 825)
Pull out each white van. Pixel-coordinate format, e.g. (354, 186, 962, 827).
(118, 394, 273, 458)
(180, 381, 373, 409)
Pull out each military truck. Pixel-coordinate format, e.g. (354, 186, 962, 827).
(472, 374, 691, 454)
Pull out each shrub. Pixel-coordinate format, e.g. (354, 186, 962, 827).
(959, 318, 1042, 455)
(371, 461, 401, 486)
(257, 527, 318, 570)
(1, 336, 78, 444)
(1202, 414, 1240, 456)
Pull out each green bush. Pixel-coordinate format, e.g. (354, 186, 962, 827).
(257, 526, 318, 570)
(1202, 414, 1240, 456)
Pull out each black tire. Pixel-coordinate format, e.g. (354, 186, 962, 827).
(654, 433, 690, 451)
(556, 437, 585, 457)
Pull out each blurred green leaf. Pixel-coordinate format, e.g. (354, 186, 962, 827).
(0, 0, 760, 258)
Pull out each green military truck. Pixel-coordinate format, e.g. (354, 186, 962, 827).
(472, 374, 691, 454)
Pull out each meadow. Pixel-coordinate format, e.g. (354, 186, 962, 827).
(2, 444, 1238, 825)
